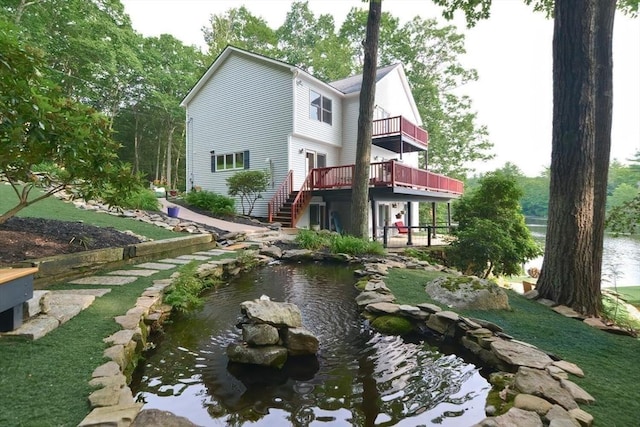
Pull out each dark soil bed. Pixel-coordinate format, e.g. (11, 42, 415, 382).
(0, 217, 143, 265)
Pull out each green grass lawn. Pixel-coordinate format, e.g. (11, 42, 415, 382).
(0, 267, 176, 426)
(617, 286, 640, 307)
(0, 184, 177, 240)
(385, 268, 640, 427)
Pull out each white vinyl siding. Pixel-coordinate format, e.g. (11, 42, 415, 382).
(289, 135, 340, 189)
(374, 68, 422, 125)
(293, 78, 342, 146)
(185, 54, 292, 218)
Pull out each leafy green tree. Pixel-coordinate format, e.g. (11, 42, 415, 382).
(226, 170, 270, 216)
(448, 172, 542, 278)
(202, 6, 277, 58)
(338, 9, 492, 178)
(607, 183, 638, 210)
(0, 21, 133, 224)
(607, 196, 640, 234)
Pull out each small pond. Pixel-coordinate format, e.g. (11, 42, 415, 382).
(131, 264, 489, 426)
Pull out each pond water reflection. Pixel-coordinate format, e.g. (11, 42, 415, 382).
(132, 264, 489, 426)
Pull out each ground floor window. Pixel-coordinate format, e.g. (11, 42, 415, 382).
(211, 150, 249, 172)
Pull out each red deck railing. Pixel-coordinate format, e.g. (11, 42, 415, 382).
(290, 170, 314, 227)
(267, 161, 462, 226)
(267, 169, 293, 222)
(312, 161, 463, 194)
(372, 116, 429, 148)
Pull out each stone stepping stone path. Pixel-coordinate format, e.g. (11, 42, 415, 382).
(176, 254, 211, 261)
(107, 269, 159, 277)
(69, 276, 139, 286)
(4, 249, 230, 341)
(194, 249, 236, 256)
(157, 258, 193, 265)
(135, 262, 178, 270)
(1, 290, 108, 340)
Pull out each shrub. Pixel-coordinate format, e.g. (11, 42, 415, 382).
(447, 172, 541, 278)
(330, 234, 385, 256)
(184, 190, 235, 216)
(295, 229, 331, 250)
(164, 262, 222, 312)
(112, 187, 159, 210)
(295, 230, 385, 256)
(226, 170, 269, 216)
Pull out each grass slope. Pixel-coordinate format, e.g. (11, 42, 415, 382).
(385, 268, 640, 427)
(0, 268, 175, 426)
(0, 185, 177, 241)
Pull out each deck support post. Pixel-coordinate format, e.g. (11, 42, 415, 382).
(431, 202, 437, 237)
(371, 199, 377, 241)
(406, 200, 413, 246)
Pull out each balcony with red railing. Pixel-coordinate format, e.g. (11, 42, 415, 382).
(311, 161, 463, 195)
(267, 161, 462, 226)
(372, 116, 428, 152)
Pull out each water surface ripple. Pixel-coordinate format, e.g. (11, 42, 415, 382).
(132, 264, 489, 426)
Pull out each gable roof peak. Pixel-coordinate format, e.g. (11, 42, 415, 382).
(329, 63, 403, 94)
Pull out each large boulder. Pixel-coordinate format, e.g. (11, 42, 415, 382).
(242, 324, 280, 346)
(490, 339, 554, 370)
(227, 343, 288, 369)
(514, 367, 578, 410)
(425, 276, 510, 310)
(240, 299, 302, 328)
(284, 327, 319, 356)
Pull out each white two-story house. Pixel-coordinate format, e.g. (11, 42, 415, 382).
(181, 46, 463, 237)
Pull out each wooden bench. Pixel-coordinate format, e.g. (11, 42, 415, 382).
(0, 267, 38, 332)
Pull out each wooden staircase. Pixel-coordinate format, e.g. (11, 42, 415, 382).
(268, 169, 314, 228)
(271, 191, 298, 227)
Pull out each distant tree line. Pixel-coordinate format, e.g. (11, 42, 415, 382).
(1, 0, 493, 191)
(466, 152, 640, 229)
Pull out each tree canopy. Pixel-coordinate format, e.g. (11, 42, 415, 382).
(0, 20, 132, 224)
(202, 1, 492, 179)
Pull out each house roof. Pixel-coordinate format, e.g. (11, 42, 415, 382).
(329, 63, 400, 94)
(181, 46, 422, 124)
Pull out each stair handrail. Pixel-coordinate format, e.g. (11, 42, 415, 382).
(290, 169, 315, 227)
(267, 169, 293, 222)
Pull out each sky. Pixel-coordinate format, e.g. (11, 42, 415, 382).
(122, 0, 640, 177)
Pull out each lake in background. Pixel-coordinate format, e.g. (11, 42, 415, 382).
(526, 219, 640, 287)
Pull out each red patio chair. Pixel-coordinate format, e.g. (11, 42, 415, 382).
(394, 221, 408, 234)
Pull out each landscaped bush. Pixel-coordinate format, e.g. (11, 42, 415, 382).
(295, 229, 385, 256)
(295, 229, 332, 250)
(184, 190, 235, 216)
(330, 234, 385, 256)
(163, 262, 220, 312)
(112, 187, 159, 210)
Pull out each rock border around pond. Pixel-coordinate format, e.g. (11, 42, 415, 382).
(222, 244, 598, 427)
(80, 241, 598, 427)
(346, 257, 595, 427)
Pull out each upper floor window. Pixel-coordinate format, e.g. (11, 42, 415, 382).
(211, 150, 249, 172)
(310, 90, 332, 125)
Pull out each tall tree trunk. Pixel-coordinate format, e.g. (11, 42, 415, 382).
(133, 112, 140, 174)
(351, 0, 381, 238)
(165, 125, 176, 189)
(591, 0, 616, 310)
(536, 0, 598, 315)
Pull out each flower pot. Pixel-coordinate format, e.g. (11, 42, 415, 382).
(167, 206, 180, 218)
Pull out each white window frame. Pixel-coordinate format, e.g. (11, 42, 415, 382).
(309, 89, 332, 125)
(214, 151, 245, 172)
